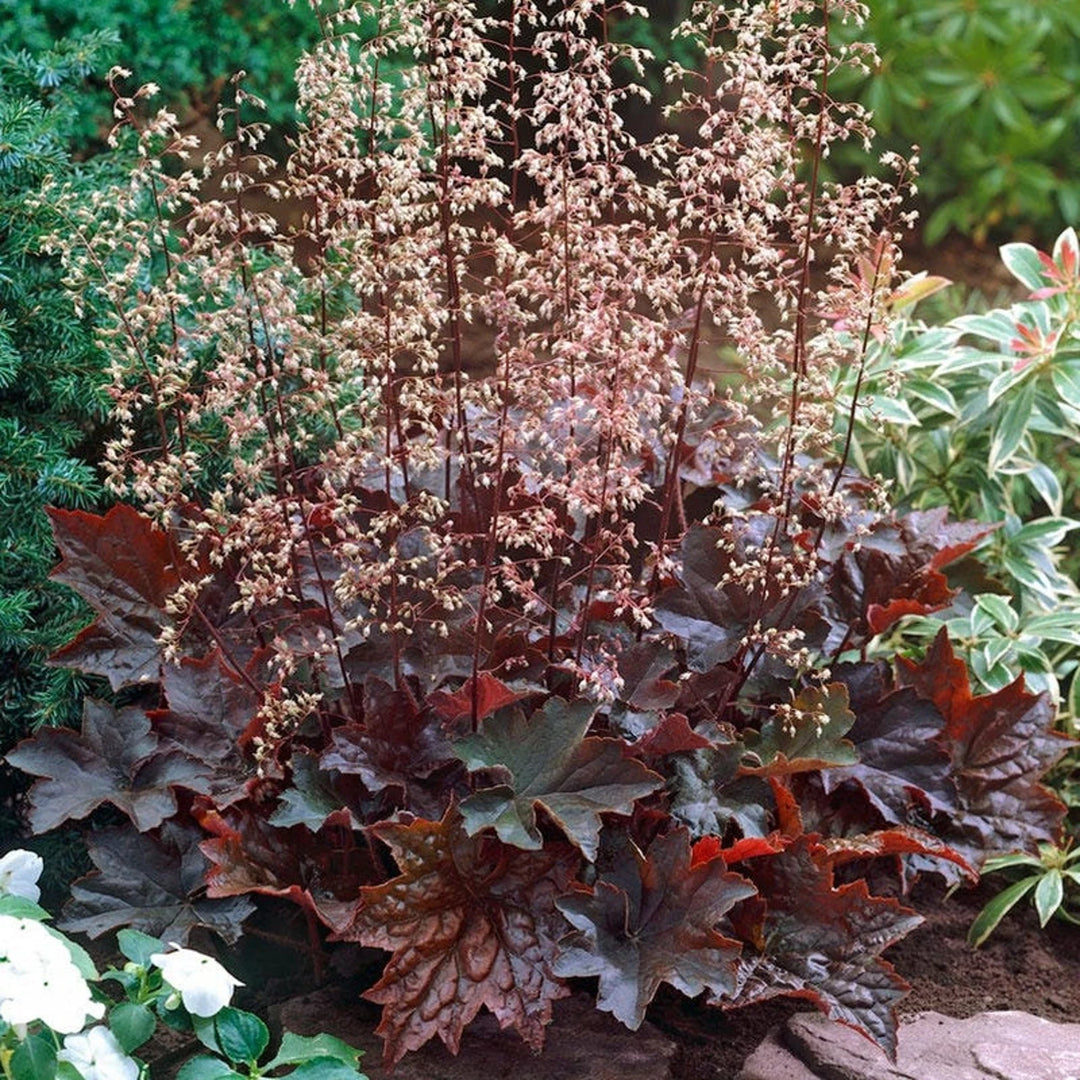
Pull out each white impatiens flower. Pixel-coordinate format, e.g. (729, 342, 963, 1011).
(59, 1026, 140, 1080)
(0, 849, 43, 902)
(150, 945, 243, 1017)
(0, 915, 104, 1033)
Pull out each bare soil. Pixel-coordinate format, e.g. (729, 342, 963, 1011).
(648, 875, 1080, 1080)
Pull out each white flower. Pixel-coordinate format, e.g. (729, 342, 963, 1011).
(59, 1026, 140, 1080)
(0, 916, 104, 1033)
(0, 850, 43, 903)
(149, 945, 243, 1017)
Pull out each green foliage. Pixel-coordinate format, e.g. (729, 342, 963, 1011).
(837, 227, 1080, 725)
(0, 37, 122, 849)
(969, 843, 1080, 945)
(832, 1, 1080, 243)
(0, 0, 319, 151)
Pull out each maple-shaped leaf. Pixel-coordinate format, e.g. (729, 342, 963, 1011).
(270, 751, 358, 831)
(332, 808, 577, 1064)
(616, 643, 681, 711)
(823, 662, 955, 826)
(720, 836, 922, 1057)
(47, 505, 183, 689)
(898, 629, 1069, 867)
(670, 733, 773, 838)
(829, 509, 991, 641)
(321, 678, 458, 804)
(196, 802, 374, 927)
(554, 828, 756, 1030)
(655, 524, 823, 674)
(454, 697, 664, 860)
(652, 525, 752, 673)
(59, 823, 254, 943)
(739, 684, 858, 777)
(429, 672, 539, 726)
(150, 652, 261, 806)
(6, 700, 210, 833)
(632, 712, 713, 759)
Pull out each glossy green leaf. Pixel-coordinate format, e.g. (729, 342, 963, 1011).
(0, 896, 51, 920)
(263, 1033, 365, 1071)
(1034, 869, 1065, 927)
(1051, 360, 1080, 410)
(904, 377, 959, 416)
(287, 1059, 368, 1080)
(868, 395, 921, 426)
(1011, 517, 1080, 545)
(968, 875, 1038, 947)
(176, 1055, 243, 1080)
(974, 594, 1019, 633)
(1025, 613, 1080, 647)
(1000, 242, 1049, 291)
(194, 1008, 269, 1065)
(111, 1001, 158, 1053)
(988, 364, 1032, 407)
(117, 928, 166, 967)
(10, 1035, 56, 1080)
(982, 852, 1045, 873)
(951, 309, 1025, 347)
(989, 380, 1035, 471)
(1025, 463, 1063, 514)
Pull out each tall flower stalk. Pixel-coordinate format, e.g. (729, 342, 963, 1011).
(19, 3, 1074, 1066)
(45, 0, 910, 726)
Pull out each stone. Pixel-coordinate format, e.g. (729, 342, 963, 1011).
(734, 1027, 821, 1080)
(738, 1009, 1080, 1080)
(273, 989, 678, 1080)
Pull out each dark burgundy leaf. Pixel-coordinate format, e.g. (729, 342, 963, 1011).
(824, 663, 955, 825)
(454, 697, 664, 859)
(829, 510, 993, 641)
(58, 823, 254, 943)
(150, 652, 262, 806)
(554, 828, 755, 1029)
(6, 700, 210, 832)
(617, 643, 681, 711)
(653, 526, 747, 672)
(47, 505, 182, 689)
(720, 836, 923, 1057)
(196, 802, 373, 926)
(332, 808, 576, 1064)
(898, 629, 1069, 869)
(320, 678, 458, 801)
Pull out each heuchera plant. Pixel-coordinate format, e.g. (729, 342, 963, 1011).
(5, 0, 1070, 1066)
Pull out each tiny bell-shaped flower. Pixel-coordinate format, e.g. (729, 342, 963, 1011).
(149, 945, 243, 1017)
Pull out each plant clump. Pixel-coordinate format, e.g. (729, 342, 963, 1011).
(5, 0, 1070, 1067)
